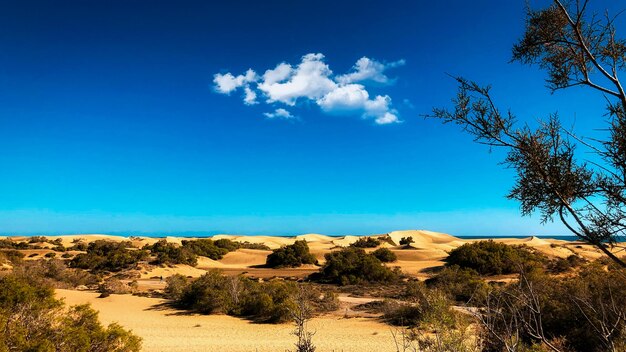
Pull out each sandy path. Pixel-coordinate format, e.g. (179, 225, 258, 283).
(57, 289, 397, 352)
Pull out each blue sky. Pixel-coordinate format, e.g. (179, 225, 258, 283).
(0, 0, 618, 236)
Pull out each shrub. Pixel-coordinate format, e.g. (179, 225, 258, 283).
(177, 270, 230, 314)
(98, 278, 132, 296)
(28, 236, 48, 243)
(239, 280, 298, 323)
(69, 242, 88, 251)
(44, 252, 56, 258)
(213, 238, 240, 252)
(399, 236, 415, 248)
(61, 253, 72, 259)
(70, 240, 148, 272)
(12, 259, 99, 289)
(350, 237, 380, 248)
(266, 240, 317, 268)
(0, 275, 141, 351)
(164, 274, 189, 301)
(165, 270, 335, 324)
(445, 240, 546, 275)
(146, 240, 197, 266)
(0, 250, 25, 264)
(180, 239, 229, 260)
(548, 254, 587, 273)
(237, 241, 271, 250)
(372, 248, 397, 262)
(0, 239, 29, 250)
(383, 285, 457, 328)
(424, 265, 488, 302)
(312, 247, 399, 285)
(482, 266, 626, 352)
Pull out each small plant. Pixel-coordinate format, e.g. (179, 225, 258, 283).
(44, 253, 56, 258)
(350, 237, 381, 248)
(399, 237, 414, 248)
(266, 240, 317, 268)
(372, 248, 397, 262)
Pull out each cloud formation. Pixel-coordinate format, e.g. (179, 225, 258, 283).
(263, 108, 294, 119)
(213, 53, 404, 125)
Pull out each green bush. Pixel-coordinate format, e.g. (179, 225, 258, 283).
(0, 239, 29, 250)
(165, 270, 338, 324)
(0, 250, 25, 264)
(313, 247, 399, 285)
(548, 254, 587, 273)
(70, 240, 148, 272)
(445, 240, 546, 275)
(372, 248, 397, 262)
(13, 259, 99, 289)
(482, 265, 626, 352)
(146, 240, 197, 266)
(0, 275, 141, 351)
(383, 284, 457, 328)
(180, 239, 229, 260)
(266, 240, 317, 268)
(28, 236, 48, 243)
(350, 237, 380, 248)
(399, 236, 415, 247)
(237, 241, 271, 250)
(213, 238, 240, 252)
(45, 253, 56, 258)
(177, 270, 230, 314)
(425, 265, 488, 302)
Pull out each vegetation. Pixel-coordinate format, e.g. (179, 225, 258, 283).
(371, 248, 397, 262)
(479, 265, 626, 352)
(265, 240, 317, 268)
(12, 259, 99, 289)
(0, 239, 29, 250)
(349, 237, 380, 248)
(399, 236, 414, 248)
(445, 240, 547, 275)
(0, 275, 141, 351)
(70, 240, 148, 272)
(311, 247, 399, 285)
(424, 265, 488, 303)
(0, 249, 25, 265)
(165, 270, 338, 324)
(430, 0, 626, 268)
(145, 239, 197, 266)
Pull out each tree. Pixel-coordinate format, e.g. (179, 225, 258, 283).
(431, 0, 626, 267)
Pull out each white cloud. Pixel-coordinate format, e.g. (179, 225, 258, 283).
(243, 86, 257, 105)
(263, 108, 294, 119)
(317, 84, 400, 124)
(213, 69, 258, 94)
(336, 57, 405, 85)
(212, 53, 404, 125)
(258, 53, 337, 105)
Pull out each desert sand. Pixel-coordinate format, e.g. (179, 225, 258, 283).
(7, 229, 626, 351)
(57, 289, 396, 352)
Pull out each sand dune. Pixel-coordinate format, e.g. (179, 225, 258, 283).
(56, 289, 396, 352)
(4, 230, 620, 278)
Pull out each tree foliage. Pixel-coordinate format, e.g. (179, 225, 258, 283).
(266, 240, 317, 268)
(313, 247, 399, 285)
(431, 0, 626, 268)
(445, 240, 547, 275)
(70, 240, 148, 272)
(0, 275, 141, 351)
(349, 237, 381, 248)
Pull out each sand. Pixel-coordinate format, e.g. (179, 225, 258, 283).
(6, 230, 621, 278)
(7, 229, 626, 351)
(56, 289, 396, 352)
